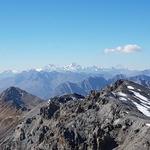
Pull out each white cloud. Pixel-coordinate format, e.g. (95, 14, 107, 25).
(104, 44, 141, 54)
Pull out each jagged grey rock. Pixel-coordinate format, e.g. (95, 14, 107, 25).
(1, 80, 150, 150)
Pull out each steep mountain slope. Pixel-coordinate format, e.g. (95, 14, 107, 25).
(53, 82, 87, 96)
(0, 87, 43, 110)
(53, 76, 108, 96)
(2, 80, 150, 150)
(79, 76, 108, 93)
(0, 87, 43, 145)
(129, 75, 150, 88)
(101, 79, 150, 117)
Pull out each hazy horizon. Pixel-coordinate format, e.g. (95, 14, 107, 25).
(0, 62, 149, 73)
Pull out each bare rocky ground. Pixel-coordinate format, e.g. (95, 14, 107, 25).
(0, 87, 43, 148)
(1, 80, 150, 150)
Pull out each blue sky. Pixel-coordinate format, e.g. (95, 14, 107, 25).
(0, 0, 149, 71)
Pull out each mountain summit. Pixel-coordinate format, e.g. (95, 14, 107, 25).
(0, 86, 43, 110)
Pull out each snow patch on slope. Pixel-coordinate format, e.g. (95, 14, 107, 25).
(132, 101, 150, 117)
(119, 97, 127, 101)
(116, 86, 150, 117)
(131, 91, 148, 101)
(146, 123, 150, 127)
(117, 92, 127, 97)
(127, 86, 134, 90)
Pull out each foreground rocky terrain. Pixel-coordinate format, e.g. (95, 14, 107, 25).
(0, 87, 43, 146)
(0, 80, 150, 150)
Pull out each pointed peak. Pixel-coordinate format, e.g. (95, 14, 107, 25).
(3, 86, 26, 94)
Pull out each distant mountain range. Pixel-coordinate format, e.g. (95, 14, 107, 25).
(0, 70, 90, 99)
(2, 63, 150, 76)
(0, 64, 150, 99)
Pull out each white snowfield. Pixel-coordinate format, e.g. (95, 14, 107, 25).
(117, 87, 150, 117)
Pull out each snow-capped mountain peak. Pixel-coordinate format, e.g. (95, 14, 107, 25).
(63, 63, 82, 72)
(35, 63, 103, 73)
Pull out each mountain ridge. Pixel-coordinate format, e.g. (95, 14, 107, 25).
(1, 80, 150, 149)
